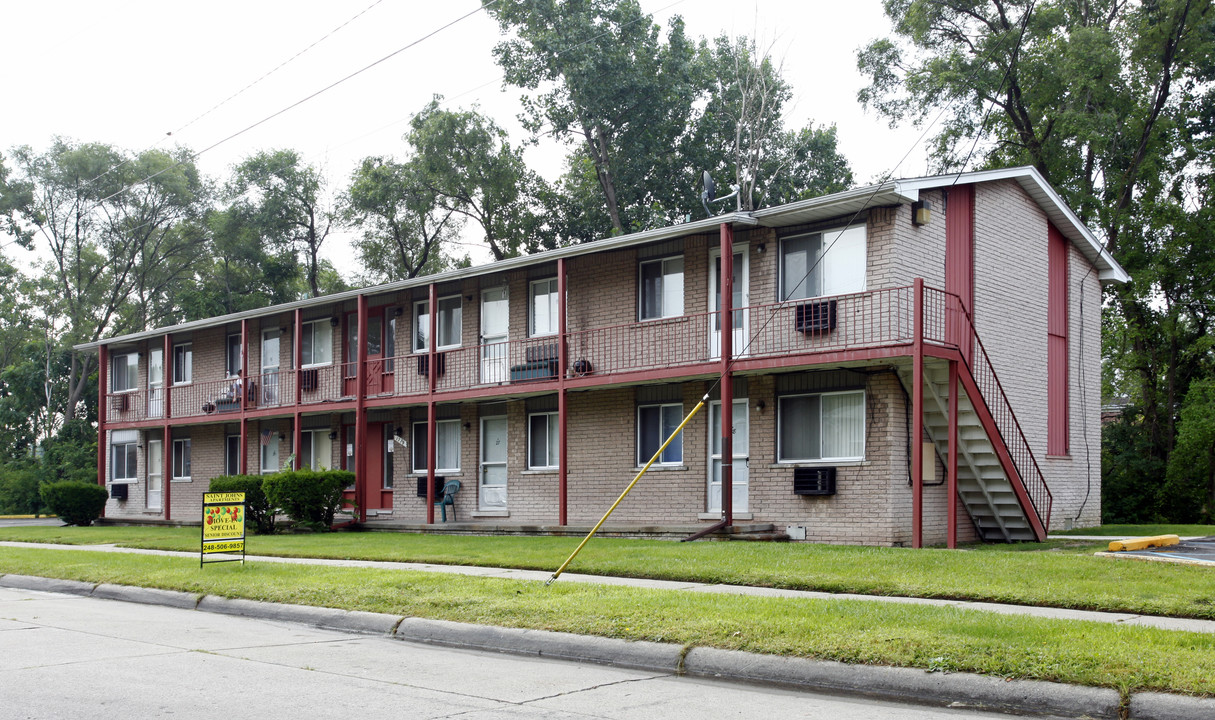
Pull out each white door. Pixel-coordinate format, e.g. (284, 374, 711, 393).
(710, 246, 749, 359)
(147, 349, 164, 418)
(708, 399, 749, 513)
(480, 416, 508, 510)
(481, 287, 509, 384)
(262, 330, 280, 406)
(147, 439, 163, 511)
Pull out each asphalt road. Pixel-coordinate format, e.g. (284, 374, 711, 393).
(0, 587, 1016, 720)
(0, 518, 62, 527)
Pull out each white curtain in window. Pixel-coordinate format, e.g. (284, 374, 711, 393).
(822, 392, 864, 459)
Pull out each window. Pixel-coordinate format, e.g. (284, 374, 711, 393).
(225, 334, 241, 378)
(639, 256, 684, 320)
(778, 390, 865, 462)
(112, 354, 137, 392)
(111, 430, 138, 483)
(412, 420, 461, 473)
(225, 435, 240, 476)
(413, 296, 462, 352)
(529, 278, 559, 337)
(301, 320, 333, 367)
(383, 425, 394, 489)
(172, 438, 192, 480)
(172, 343, 192, 385)
(260, 431, 279, 475)
(528, 412, 559, 469)
(299, 430, 333, 470)
(781, 225, 866, 300)
(637, 403, 683, 465)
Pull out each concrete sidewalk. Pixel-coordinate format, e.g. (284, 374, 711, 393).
(4, 540, 1215, 636)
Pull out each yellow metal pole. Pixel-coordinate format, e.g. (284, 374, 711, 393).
(546, 396, 707, 586)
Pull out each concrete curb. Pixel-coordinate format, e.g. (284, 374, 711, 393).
(92, 583, 200, 610)
(394, 616, 684, 671)
(0, 573, 96, 597)
(683, 647, 1121, 719)
(196, 595, 400, 635)
(1129, 692, 1215, 720)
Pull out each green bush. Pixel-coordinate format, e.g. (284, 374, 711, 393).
(261, 469, 352, 530)
(40, 481, 109, 526)
(208, 475, 275, 534)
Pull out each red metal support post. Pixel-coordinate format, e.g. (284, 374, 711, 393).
(239, 319, 248, 475)
(557, 258, 568, 526)
(163, 333, 173, 522)
(720, 222, 734, 527)
(911, 278, 924, 548)
(293, 308, 302, 470)
(355, 295, 369, 523)
(97, 345, 108, 490)
(947, 359, 960, 549)
(426, 283, 438, 524)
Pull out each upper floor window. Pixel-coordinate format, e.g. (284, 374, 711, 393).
(226, 334, 241, 378)
(301, 319, 333, 367)
(780, 225, 866, 301)
(639, 256, 683, 320)
(413, 296, 461, 353)
(637, 403, 683, 465)
(112, 354, 137, 392)
(778, 390, 865, 462)
(529, 278, 559, 337)
(172, 343, 192, 385)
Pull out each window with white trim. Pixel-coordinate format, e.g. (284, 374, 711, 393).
(527, 412, 559, 469)
(225, 334, 241, 378)
(299, 429, 333, 470)
(172, 343, 192, 385)
(413, 296, 462, 352)
(529, 278, 559, 337)
(111, 430, 138, 483)
(412, 420, 460, 473)
(780, 225, 867, 300)
(778, 390, 865, 462)
(172, 438, 192, 480)
(112, 354, 137, 392)
(260, 433, 279, 475)
(301, 320, 333, 367)
(639, 256, 684, 320)
(637, 403, 683, 465)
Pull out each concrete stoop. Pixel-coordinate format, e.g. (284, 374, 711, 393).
(4, 572, 1211, 720)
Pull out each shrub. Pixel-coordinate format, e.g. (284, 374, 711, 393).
(261, 469, 352, 530)
(40, 481, 109, 526)
(208, 475, 275, 534)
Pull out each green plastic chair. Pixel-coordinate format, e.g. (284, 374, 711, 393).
(435, 479, 461, 522)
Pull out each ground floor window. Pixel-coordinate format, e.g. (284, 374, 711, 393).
(225, 435, 240, 476)
(637, 403, 683, 465)
(172, 438, 191, 480)
(778, 390, 865, 462)
(412, 419, 460, 473)
(260, 430, 280, 474)
(299, 429, 333, 470)
(528, 412, 558, 469)
(111, 430, 138, 483)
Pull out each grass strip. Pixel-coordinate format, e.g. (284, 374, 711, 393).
(1053, 524, 1215, 538)
(4, 525, 1215, 620)
(1, 546, 1214, 696)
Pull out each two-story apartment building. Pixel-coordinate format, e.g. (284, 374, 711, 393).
(80, 166, 1127, 546)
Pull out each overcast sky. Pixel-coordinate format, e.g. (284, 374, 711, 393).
(2, 0, 931, 271)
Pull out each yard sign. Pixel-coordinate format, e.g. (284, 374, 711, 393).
(201, 492, 246, 567)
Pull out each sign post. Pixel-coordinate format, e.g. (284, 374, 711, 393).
(201, 492, 246, 567)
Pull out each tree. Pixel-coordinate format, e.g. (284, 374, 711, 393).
(1162, 378, 1215, 522)
(228, 150, 336, 298)
(487, 0, 704, 234)
(12, 139, 207, 421)
(408, 98, 548, 260)
(342, 157, 463, 282)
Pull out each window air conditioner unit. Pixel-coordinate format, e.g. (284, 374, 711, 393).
(417, 353, 446, 377)
(416, 475, 445, 498)
(795, 299, 837, 333)
(793, 467, 836, 495)
(109, 483, 129, 500)
(110, 394, 130, 412)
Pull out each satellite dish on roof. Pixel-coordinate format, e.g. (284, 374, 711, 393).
(700, 170, 739, 217)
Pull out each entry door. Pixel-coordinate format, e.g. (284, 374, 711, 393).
(362, 422, 388, 512)
(481, 288, 509, 384)
(479, 416, 508, 510)
(147, 348, 164, 418)
(708, 399, 749, 513)
(147, 439, 163, 511)
(365, 314, 385, 395)
(710, 247, 749, 359)
(261, 330, 280, 406)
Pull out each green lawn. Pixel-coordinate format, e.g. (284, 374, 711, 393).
(1053, 524, 1215, 538)
(3, 525, 1214, 619)
(1, 545, 1213, 697)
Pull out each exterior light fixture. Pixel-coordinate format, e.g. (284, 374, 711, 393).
(329, 316, 340, 327)
(911, 200, 932, 226)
